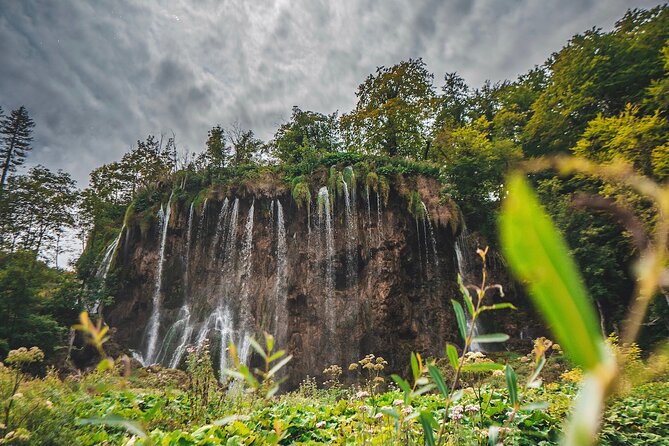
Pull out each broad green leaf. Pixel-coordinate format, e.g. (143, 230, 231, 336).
(451, 299, 467, 341)
(78, 415, 148, 440)
(391, 374, 412, 396)
(500, 174, 605, 371)
(522, 401, 550, 411)
(472, 333, 510, 343)
(462, 362, 504, 373)
(458, 273, 475, 316)
(419, 412, 437, 446)
(412, 383, 436, 397)
(248, 338, 267, 360)
(428, 364, 449, 397)
(505, 364, 518, 406)
(268, 350, 286, 363)
(446, 343, 459, 369)
(267, 354, 292, 378)
(410, 352, 420, 382)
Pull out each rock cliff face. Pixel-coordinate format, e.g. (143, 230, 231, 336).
(104, 172, 471, 387)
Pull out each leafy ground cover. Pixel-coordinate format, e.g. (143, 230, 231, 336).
(1, 343, 667, 446)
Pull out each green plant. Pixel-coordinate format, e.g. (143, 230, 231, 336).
(500, 155, 669, 445)
(185, 339, 220, 423)
(225, 332, 292, 399)
(1, 347, 44, 434)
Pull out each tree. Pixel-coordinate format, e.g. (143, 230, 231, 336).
(433, 117, 522, 232)
(572, 105, 669, 180)
(340, 58, 436, 158)
(271, 106, 341, 165)
(0, 106, 35, 194)
(227, 123, 264, 166)
(434, 72, 470, 128)
(205, 125, 230, 169)
(0, 166, 78, 260)
(523, 6, 669, 156)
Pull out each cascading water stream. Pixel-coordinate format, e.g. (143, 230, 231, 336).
(90, 226, 125, 314)
(421, 201, 440, 271)
(274, 200, 288, 343)
(341, 177, 357, 286)
(143, 191, 174, 365)
(212, 198, 230, 252)
(317, 187, 335, 296)
(163, 201, 196, 368)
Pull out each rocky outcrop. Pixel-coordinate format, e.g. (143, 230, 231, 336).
(104, 172, 472, 388)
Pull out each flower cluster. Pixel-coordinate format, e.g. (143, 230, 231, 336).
(4, 346, 44, 369)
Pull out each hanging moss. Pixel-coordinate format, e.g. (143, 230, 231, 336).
(292, 181, 311, 209)
(327, 166, 338, 197)
(122, 201, 137, 228)
(366, 172, 379, 193)
(378, 175, 390, 205)
(407, 190, 425, 219)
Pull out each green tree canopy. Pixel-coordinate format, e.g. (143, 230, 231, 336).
(341, 58, 436, 159)
(0, 106, 35, 194)
(523, 6, 669, 156)
(271, 106, 341, 165)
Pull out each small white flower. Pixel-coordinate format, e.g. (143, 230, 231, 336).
(356, 390, 370, 399)
(401, 406, 414, 416)
(374, 412, 384, 419)
(393, 399, 404, 406)
(315, 421, 326, 429)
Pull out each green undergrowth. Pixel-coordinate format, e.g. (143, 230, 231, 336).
(1, 348, 666, 446)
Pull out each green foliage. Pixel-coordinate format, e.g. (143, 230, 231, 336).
(0, 251, 71, 358)
(271, 107, 341, 165)
(341, 58, 436, 158)
(573, 105, 669, 180)
(523, 6, 669, 155)
(291, 180, 311, 210)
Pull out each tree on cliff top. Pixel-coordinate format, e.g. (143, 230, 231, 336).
(271, 106, 341, 165)
(340, 58, 436, 159)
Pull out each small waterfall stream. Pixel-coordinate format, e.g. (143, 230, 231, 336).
(274, 200, 288, 343)
(143, 191, 174, 365)
(90, 226, 125, 314)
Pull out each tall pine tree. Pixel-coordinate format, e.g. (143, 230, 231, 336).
(0, 106, 35, 193)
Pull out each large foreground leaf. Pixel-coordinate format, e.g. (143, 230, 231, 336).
(499, 174, 605, 371)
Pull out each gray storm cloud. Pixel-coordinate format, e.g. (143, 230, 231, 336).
(0, 0, 660, 185)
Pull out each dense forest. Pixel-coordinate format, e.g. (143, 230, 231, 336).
(1, 5, 669, 445)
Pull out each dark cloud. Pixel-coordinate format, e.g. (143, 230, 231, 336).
(0, 0, 661, 186)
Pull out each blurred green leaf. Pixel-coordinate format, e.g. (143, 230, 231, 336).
(446, 343, 459, 370)
(428, 364, 449, 397)
(462, 362, 504, 372)
(79, 415, 149, 441)
(499, 174, 605, 371)
(451, 299, 467, 341)
(505, 364, 518, 406)
(458, 273, 475, 316)
(419, 412, 437, 446)
(472, 333, 509, 343)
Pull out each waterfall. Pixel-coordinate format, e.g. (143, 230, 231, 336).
(421, 201, 439, 270)
(163, 201, 196, 368)
(143, 191, 173, 365)
(212, 198, 230, 252)
(454, 227, 483, 352)
(317, 187, 335, 295)
(90, 227, 124, 314)
(224, 198, 240, 265)
(274, 200, 288, 343)
(376, 192, 383, 244)
(341, 176, 357, 286)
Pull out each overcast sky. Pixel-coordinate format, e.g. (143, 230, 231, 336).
(0, 0, 662, 186)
